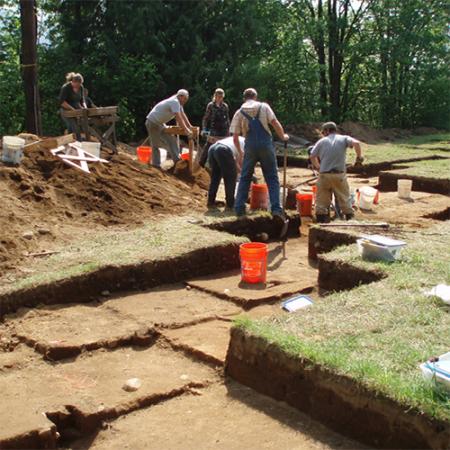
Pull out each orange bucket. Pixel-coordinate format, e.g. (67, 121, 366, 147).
(240, 242, 268, 284)
(250, 183, 269, 210)
(137, 146, 152, 163)
(296, 193, 313, 216)
(181, 152, 190, 161)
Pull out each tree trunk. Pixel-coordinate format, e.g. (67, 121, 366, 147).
(317, 0, 328, 116)
(20, 0, 42, 135)
(327, 0, 341, 121)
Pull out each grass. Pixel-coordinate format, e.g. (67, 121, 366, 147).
(0, 216, 247, 295)
(236, 222, 450, 421)
(387, 158, 450, 180)
(402, 133, 450, 147)
(276, 133, 450, 166)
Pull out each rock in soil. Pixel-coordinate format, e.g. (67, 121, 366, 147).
(122, 377, 142, 392)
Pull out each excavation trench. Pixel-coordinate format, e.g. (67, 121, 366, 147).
(1, 212, 447, 449)
(3, 219, 352, 450)
(226, 225, 450, 449)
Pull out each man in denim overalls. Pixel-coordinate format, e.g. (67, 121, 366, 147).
(230, 88, 289, 221)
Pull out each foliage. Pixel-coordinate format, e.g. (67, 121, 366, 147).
(0, 0, 449, 139)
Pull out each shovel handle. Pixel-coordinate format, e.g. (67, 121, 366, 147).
(282, 141, 288, 209)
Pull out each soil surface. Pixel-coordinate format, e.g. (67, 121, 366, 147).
(284, 167, 450, 227)
(71, 382, 361, 450)
(0, 142, 209, 274)
(0, 236, 365, 449)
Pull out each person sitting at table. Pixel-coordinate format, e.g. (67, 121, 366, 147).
(59, 72, 87, 141)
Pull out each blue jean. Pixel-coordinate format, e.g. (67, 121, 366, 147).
(235, 144, 282, 214)
(207, 143, 237, 207)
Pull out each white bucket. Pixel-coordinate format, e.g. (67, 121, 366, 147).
(359, 186, 378, 210)
(81, 142, 101, 158)
(2, 136, 25, 164)
(398, 179, 412, 199)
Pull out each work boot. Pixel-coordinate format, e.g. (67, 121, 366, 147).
(272, 211, 288, 228)
(316, 214, 330, 223)
(345, 213, 355, 221)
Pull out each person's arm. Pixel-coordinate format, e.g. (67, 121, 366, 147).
(225, 104, 231, 134)
(181, 109, 193, 129)
(310, 155, 321, 171)
(353, 141, 362, 159)
(350, 138, 363, 165)
(233, 133, 243, 170)
(310, 142, 322, 171)
(175, 111, 192, 135)
(270, 118, 289, 141)
(202, 104, 212, 130)
(61, 101, 75, 110)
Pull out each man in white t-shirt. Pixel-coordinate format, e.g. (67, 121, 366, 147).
(145, 89, 193, 167)
(230, 88, 289, 219)
(207, 136, 245, 210)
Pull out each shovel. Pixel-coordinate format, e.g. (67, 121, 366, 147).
(280, 140, 290, 257)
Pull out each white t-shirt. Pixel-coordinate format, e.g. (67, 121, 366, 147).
(216, 136, 245, 159)
(147, 96, 183, 125)
(229, 100, 276, 136)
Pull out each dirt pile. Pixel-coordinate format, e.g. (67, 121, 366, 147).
(0, 141, 209, 272)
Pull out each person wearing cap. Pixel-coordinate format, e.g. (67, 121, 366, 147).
(207, 135, 245, 211)
(145, 89, 193, 168)
(199, 88, 230, 167)
(310, 121, 364, 223)
(230, 88, 289, 220)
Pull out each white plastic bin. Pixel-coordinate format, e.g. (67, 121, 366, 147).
(81, 142, 101, 158)
(420, 352, 450, 394)
(2, 136, 25, 164)
(359, 186, 378, 210)
(397, 179, 412, 199)
(357, 238, 406, 262)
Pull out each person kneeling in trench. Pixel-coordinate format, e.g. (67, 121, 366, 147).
(207, 136, 245, 211)
(310, 122, 363, 223)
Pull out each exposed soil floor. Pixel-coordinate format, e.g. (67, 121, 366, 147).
(0, 237, 363, 449)
(217, 166, 449, 227)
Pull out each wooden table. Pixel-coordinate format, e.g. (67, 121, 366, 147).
(61, 106, 119, 154)
(164, 126, 200, 173)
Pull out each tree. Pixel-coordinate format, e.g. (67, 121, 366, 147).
(20, 0, 42, 135)
(289, 0, 374, 121)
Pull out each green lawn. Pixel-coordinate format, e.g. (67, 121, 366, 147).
(388, 158, 450, 180)
(401, 133, 450, 147)
(0, 217, 246, 296)
(236, 222, 450, 421)
(276, 133, 450, 166)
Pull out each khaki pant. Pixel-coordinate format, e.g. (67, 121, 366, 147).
(145, 119, 180, 167)
(315, 173, 352, 215)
